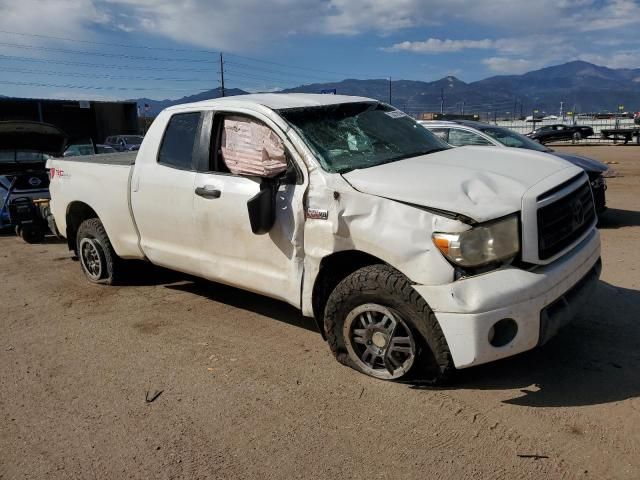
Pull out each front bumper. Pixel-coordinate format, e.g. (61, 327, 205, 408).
(413, 228, 601, 368)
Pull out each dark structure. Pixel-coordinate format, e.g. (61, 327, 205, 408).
(418, 112, 480, 121)
(0, 98, 139, 143)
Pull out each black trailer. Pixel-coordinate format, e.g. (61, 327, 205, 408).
(600, 127, 640, 145)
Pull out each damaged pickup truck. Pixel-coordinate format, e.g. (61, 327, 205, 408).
(48, 94, 601, 383)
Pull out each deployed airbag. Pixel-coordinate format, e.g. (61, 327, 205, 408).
(221, 116, 287, 177)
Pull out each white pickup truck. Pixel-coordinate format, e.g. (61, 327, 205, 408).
(48, 94, 601, 383)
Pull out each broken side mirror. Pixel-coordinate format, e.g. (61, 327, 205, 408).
(247, 180, 277, 235)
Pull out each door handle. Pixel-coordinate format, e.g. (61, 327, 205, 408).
(195, 186, 221, 199)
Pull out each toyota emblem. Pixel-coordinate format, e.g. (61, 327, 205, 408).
(572, 199, 584, 226)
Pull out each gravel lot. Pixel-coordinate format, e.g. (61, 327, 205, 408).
(1, 145, 639, 479)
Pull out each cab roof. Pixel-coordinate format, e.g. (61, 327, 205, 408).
(166, 93, 377, 112)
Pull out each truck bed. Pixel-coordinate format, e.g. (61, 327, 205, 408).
(47, 152, 144, 259)
(55, 151, 137, 166)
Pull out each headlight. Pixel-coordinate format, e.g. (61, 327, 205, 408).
(432, 215, 520, 267)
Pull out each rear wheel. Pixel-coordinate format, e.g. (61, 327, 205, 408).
(573, 132, 582, 142)
(76, 218, 121, 285)
(324, 264, 454, 383)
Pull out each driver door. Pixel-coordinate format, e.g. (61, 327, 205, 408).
(192, 111, 307, 307)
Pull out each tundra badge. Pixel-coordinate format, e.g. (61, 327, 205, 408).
(306, 208, 328, 220)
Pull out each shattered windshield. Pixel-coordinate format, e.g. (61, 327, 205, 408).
(279, 102, 449, 173)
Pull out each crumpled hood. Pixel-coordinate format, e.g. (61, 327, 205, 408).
(342, 146, 580, 223)
(550, 151, 608, 173)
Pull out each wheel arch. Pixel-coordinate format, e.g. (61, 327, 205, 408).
(311, 250, 389, 338)
(65, 201, 99, 253)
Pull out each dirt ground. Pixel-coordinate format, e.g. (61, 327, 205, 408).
(1, 145, 639, 480)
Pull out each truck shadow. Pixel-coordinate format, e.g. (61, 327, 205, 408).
(119, 262, 640, 407)
(431, 281, 640, 408)
(598, 208, 640, 229)
(165, 277, 319, 333)
(0, 228, 66, 244)
(117, 262, 318, 331)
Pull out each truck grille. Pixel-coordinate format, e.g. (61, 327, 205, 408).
(537, 180, 595, 260)
(6, 173, 50, 191)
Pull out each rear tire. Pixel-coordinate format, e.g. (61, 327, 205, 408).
(324, 264, 454, 384)
(573, 132, 582, 142)
(76, 218, 121, 285)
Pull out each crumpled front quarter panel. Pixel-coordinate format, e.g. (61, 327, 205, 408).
(300, 168, 465, 316)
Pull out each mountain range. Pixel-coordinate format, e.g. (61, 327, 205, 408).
(131, 61, 640, 117)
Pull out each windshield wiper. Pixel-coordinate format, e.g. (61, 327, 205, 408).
(335, 147, 449, 173)
(390, 147, 448, 162)
(422, 147, 449, 155)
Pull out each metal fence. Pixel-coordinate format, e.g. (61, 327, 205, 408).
(494, 118, 638, 145)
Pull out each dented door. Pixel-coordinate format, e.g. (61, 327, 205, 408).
(192, 111, 306, 307)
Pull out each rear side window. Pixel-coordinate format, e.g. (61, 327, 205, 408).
(158, 112, 201, 170)
(448, 129, 492, 147)
(429, 128, 449, 142)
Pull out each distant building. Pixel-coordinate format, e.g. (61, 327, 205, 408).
(0, 97, 139, 143)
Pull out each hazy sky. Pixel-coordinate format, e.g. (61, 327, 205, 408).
(0, 0, 638, 100)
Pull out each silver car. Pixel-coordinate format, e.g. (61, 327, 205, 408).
(418, 120, 608, 215)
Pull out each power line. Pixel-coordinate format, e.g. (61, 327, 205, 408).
(0, 80, 211, 92)
(224, 52, 384, 78)
(0, 54, 217, 72)
(0, 29, 380, 79)
(0, 66, 217, 83)
(224, 69, 312, 86)
(0, 41, 218, 63)
(225, 61, 340, 83)
(0, 29, 216, 53)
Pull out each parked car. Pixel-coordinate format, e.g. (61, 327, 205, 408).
(48, 94, 601, 383)
(634, 112, 640, 125)
(419, 120, 608, 214)
(0, 121, 66, 241)
(0, 152, 51, 228)
(104, 135, 144, 152)
(526, 124, 594, 143)
(63, 144, 115, 157)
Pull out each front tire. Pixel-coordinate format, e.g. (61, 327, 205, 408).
(573, 132, 582, 142)
(76, 218, 121, 285)
(324, 265, 454, 383)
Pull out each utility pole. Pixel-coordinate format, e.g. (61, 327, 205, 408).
(461, 100, 465, 116)
(559, 101, 564, 119)
(513, 98, 517, 121)
(440, 88, 445, 115)
(388, 77, 392, 105)
(219, 52, 226, 97)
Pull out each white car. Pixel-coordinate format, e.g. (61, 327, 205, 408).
(47, 94, 601, 383)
